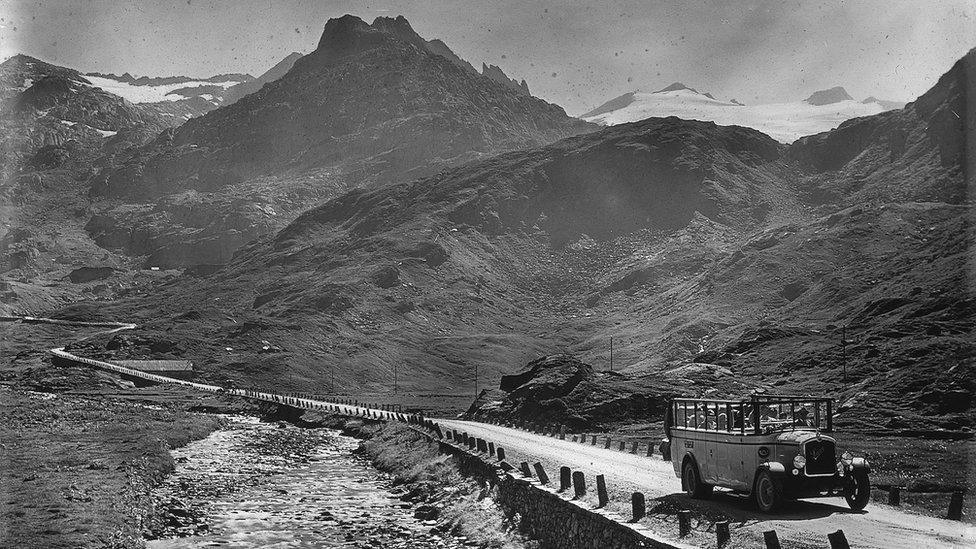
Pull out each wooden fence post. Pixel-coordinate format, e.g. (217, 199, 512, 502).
(533, 462, 550, 485)
(572, 471, 586, 498)
(677, 509, 691, 537)
(716, 520, 730, 547)
(560, 466, 571, 491)
(596, 474, 608, 508)
(827, 530, 851, 549)
(631, 492, 645, 522)
(947, 491, 964, 520)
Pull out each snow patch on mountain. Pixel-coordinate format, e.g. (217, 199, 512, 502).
(582, 86, 890, 143)
(84, 75, 241, 103)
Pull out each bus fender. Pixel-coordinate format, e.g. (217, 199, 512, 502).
(758, 461, 787, 476)
(849, 457, 871, 473)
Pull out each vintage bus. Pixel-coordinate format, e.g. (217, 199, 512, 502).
(662, 394, 871, 512)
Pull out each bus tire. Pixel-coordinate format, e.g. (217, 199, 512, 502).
(683, 458, 713, 499)
(844, 470, 871, 511)
(753, 469, 784, 513)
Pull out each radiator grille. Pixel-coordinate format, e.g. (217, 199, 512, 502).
(804, 439, 836, 475)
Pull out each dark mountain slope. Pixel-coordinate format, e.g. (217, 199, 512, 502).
(0, 56, 177, 313)
(86, 117, 792, 394)
(83, 15, 593, 269)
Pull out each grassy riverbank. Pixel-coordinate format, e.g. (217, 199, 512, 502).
(359, 423, 530, 549)
(0, 386, 226, 548)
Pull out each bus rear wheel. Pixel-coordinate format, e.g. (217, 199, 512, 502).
(683, 460, 713, 499)
(754, 470, 784, 513)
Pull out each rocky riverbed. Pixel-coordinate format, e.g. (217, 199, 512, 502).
(146, 416, 475, 548)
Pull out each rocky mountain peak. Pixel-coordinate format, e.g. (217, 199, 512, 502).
(481, 62, 530, 95)
(804, 86, 853, 105)
(370, 15, 426, 47)
(315, 14, 379, 53)
(654, 82, 698, 94)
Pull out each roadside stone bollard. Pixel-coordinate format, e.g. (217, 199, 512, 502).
(888, 486, 901, 506)
(631, 492, 645, 522)
(631, 441, 639, 454)
(559, 466, 571, 491)
(499, 461, 514, 472)
(533, 462, 549, 484)
(591, 435, 597, 445)
(619, 440, 626, 451)
(520, 461, 532, 477)
(559, 425, 566, 440)
(488, 441, 495, 457)
(646, 442, 655, 457)
(827, 529, 850, 549)
(677, 510, 691, 537)
(605, 437, 612, 449)
(572, 471, 586, 498)
(496, 447, 506, 461)
(596, 474, 608, 507)
(947, 491, 964, 520)
(716, 520, 730, 547)
(763, 530, 782, 549)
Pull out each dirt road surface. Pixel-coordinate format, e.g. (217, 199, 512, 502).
(438, 419, 975, 549)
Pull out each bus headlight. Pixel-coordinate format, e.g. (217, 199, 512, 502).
(793, 454, 806, 469)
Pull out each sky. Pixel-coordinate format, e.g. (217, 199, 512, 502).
(0, 0, 972, 115)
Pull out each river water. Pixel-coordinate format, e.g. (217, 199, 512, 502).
(147, 416, 468, 548)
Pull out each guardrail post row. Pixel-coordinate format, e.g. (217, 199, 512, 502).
(677, 509, 691, 537)
(596, 474, 608, 507)
(827, 530, 850, 549)
(947, 491, 964, 520)
(572, 471, 585, 498)
(533, 462, 549, 484)
(716, 520, 730, 547)
(763, 530, 782, 549)
(559, 466, 571, 491)
(631, 492, 645, 522)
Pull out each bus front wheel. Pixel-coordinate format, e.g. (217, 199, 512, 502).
(844, 470, 871, 511)
(754, 470, 784, 513)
